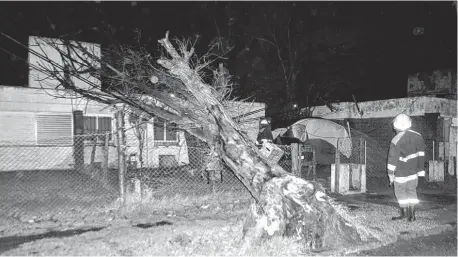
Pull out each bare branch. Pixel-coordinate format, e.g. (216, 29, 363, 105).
(254, 37, 276, 47)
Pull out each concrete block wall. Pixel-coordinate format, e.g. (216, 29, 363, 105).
(337, 115, 444, 166)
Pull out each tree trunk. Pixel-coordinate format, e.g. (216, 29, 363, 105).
(116, 108, 126, 205)
(157, 32, 368, 252)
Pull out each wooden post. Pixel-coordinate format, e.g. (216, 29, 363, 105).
(102, 132, 109, 186)
(115, 109, 126, 206)
(291, 143, 300, 176)
(335, 139, 340, 193)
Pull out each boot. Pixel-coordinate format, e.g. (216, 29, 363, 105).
(408, 205, 416, 222)
(392, 207, 407, 220)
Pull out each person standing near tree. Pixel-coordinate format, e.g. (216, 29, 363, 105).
(387, 113, 426, 222)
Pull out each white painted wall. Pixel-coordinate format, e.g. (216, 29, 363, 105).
(0, 85, 114, 171)
(0, 86, 265, 171)
(28, 36, 101, 93)
(0, 86, 110, 114)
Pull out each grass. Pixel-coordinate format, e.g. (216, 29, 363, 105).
(1, 190, 307, 256)
(0, 170, 118, 220)
(1, 170, 455, 256)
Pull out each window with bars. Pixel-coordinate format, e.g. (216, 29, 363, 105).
(154, 118, 177, 143)
(84, 116, 112, 140)
(83, 116, 112, 134)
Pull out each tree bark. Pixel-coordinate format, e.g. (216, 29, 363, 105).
(156, 32, 367, 252)
(116, 108, 126, 206)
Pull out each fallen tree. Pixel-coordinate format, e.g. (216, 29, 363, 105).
(3, 31, 375, 252)
(156, 32, 364, 252)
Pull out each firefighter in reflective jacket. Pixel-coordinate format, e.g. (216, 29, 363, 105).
(387, 113, 426, 222)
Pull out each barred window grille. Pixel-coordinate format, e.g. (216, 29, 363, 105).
(84, 116, 112, 134)
(83, 116, 112, 140)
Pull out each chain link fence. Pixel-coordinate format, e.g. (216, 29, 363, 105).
(0, 129, 254, 221)
(277, 144, 292, 172)
(0, 134, 119, 221)
(1, 121, 398, 221)
(123, 131, 249, 200)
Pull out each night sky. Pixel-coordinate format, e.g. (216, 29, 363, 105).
(0, 1, 456, 106)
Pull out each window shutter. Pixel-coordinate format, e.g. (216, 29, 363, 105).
(36, 114, 72, 145)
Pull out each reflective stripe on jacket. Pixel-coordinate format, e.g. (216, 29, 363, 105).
(387, 129, 426, 183)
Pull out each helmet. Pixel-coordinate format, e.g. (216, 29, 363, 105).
(393, 113, 412, 131)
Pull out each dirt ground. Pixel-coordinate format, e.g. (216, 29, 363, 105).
(355, 229, 457, 256)
(1, 188, 456, 256)
(1, 191, 306, 256)
(0, 169, 456, 256)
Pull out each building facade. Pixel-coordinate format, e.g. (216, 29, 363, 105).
(309, 96, 457, 175)
(0, 86, 265, 171)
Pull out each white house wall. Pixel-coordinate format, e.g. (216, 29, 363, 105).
(1, 86, 265, 171)
(0, 111, 36, 144)
(142, 139, 189, 169)
(0, 146, 74, 171)
(82, 145, 119, 169)
(28, 36, 101, 92)
(0, 86, 113, 171)
(123, 116, 189, 169)
(122, 101, 265, 169)
(0, 86, 110, 114)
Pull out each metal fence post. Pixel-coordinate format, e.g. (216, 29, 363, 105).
(291, 143, 300, 176)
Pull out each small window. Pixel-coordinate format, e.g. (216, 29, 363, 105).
(154, 119, 165, 140)
(154, 118, 177, 142)
(84, 116, 112, 141)
(83, 116, 112, 134)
